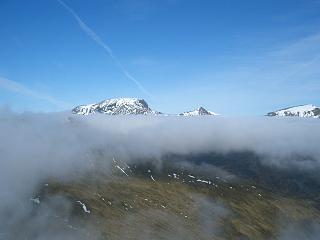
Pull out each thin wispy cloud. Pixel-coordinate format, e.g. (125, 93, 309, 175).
(163, 31, 320, 115)
(266, 33, 320, 89)
(57, 0, 152, 97)
(0, 76, 69, 108)
(131, 56, 157, 67)
(212, 32, 320, 83)
(270, 33, 320, 81)
(272, 33, 320, 58)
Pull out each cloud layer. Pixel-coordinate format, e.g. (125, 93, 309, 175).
(1, 109, 320, 238)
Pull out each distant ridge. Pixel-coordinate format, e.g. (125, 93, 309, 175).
(267, 104, 320, 118)
(72, 98, 218, 116)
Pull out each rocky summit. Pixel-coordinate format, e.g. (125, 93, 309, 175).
(72, 98, 160, 116)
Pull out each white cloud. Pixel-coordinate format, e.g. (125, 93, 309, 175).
(0, 76, 69, 108)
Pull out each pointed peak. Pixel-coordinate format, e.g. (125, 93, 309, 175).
(180, 106, 218, 116)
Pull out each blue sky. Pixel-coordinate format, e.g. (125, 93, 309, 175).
(0, 0, 320, 115)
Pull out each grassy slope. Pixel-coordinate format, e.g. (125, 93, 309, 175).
(36, 169, 320, 240)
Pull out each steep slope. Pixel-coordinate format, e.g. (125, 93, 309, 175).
(22, 157, 320, 240)
(72, 98, 160, 115)
(180, 107, 218, 116)
(267, 104, 320, 118)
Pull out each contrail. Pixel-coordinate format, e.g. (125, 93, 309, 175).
(285, 55, 320, 79)
(0, 76, 70, 108)
(57, 0, 152, 97)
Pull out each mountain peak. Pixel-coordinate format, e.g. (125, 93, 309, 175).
(72, 98, 220, 116)
(267, 104, 320, 118)
(179, 107, 218, 116)
(72, 97, 159, 115)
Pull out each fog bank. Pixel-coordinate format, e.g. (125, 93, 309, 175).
(1, 110, 320, 196)
(1, 109, 320, 238)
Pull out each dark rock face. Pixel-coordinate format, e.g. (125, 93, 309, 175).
(198, 107, 211, 115)
(137, 99, 149, 109)
(312, 108, 320, 116)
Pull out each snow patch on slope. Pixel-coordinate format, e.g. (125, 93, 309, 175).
(267, 104, 320, 118)
(180, 107, 219, 116)
(72, 98, 159, 116)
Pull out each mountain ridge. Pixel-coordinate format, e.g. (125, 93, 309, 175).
(72, 98, 217, 116)
(267, 104, 320, 118)
(73, 98, 320, 118)
(72, 98, 160, 116)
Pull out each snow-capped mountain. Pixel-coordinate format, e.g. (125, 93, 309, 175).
(72, 98, 220, 116)
(179, 107, 218, 116)
(72, 98, 160, 115)
(267, 104, 320, 118)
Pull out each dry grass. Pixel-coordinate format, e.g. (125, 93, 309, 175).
(37, 172, 320, 240)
